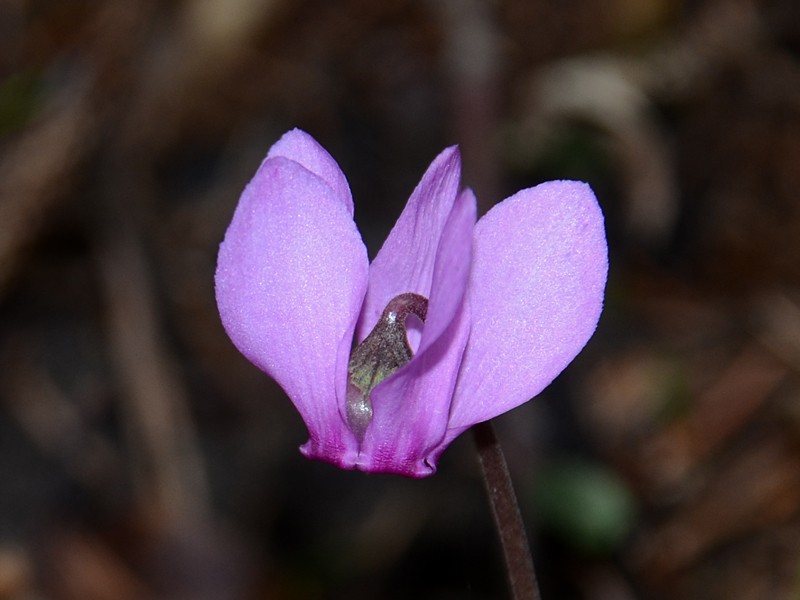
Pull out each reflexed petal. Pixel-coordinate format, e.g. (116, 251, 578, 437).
(448, 181, 608, 429)
(215, 156, 369, 466)
(357, 189, 476, 476)
(266, 128, 353, 214)
(357, 147, 462, 344)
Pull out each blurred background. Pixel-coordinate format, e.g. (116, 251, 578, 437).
(2, 0, 800, 598)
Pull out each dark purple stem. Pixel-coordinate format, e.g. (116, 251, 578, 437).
(472, 420, 540, 600)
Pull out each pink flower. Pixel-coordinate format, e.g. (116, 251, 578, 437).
(215, 129, 607, 477)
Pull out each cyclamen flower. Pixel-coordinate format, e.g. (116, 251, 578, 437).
(215, 129, 607, 477)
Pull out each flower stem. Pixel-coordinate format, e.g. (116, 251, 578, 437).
(472, 420, 540, 600)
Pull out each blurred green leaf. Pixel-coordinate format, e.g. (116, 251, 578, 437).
(0, 70, 42, 136)
(534, 459, 637, 555)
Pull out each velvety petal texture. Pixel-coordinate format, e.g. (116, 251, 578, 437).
(359, 189, 476, 476)
(357, 147, 462, 346)
(215, 140, 369, 468)
(448, 181, 607, 432)
(216, 129, 608, 477)
(266, 129, 353, 213)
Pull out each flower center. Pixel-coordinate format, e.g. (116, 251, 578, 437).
(346, 292, 429, 441)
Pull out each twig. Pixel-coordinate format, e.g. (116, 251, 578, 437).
(97, 205, 210, 523)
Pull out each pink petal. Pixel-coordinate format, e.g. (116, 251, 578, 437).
(357, 147, 462, 344)
(266, 128, 354, 214)
(417, 188, 477, 356)
(215, 156, 368, 467)
(357, 189, 476, 476)
(448, 181, 608, 430)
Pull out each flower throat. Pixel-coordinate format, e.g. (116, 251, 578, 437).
(346, 292, 428, 441)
